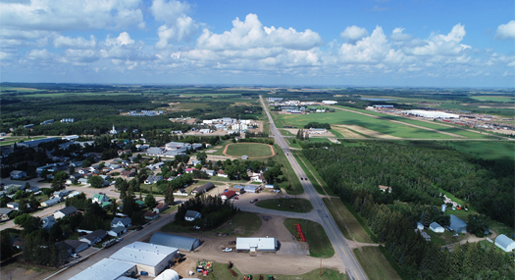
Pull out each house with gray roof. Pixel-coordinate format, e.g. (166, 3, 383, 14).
(111, 217, 132, 228)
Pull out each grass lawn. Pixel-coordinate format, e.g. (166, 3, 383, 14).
(279, 129, 295, 136)
(161, 212, 261, 237)
(272, 146, 303, 195)
(284, 218, 334, 258)
(255, 198, 313, 213)
(354, 247, 401, 280)
(225, 143, 274, 158)
(323, 198, 372, 243)
(205, 262, 347, 280)
(424, 230, 466, 247)
(445, 141, 515, 163)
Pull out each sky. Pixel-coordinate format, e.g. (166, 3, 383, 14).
(1, 0, 514, 87)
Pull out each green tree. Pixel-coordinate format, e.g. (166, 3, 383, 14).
(196, 151, 207, 164)
(51, 171, 68, 191)
(0, 231, 13, 261)
(29, 194, 40, 210)
(144, 194, 157, 209)
(69, 165, 75, 174)
(88, 176, 104, 188)
(165, 186, 175, 205)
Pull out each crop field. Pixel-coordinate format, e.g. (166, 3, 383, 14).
(470, 96, 515, 102)
(354, 247, 401, 280)
(445, 141, 515, 163)
(224, 143, 274, 158)
(274, 110, 455, 139)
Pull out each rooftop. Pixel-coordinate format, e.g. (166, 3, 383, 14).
(109, 241, 178, 267)
(69, 258, 135, 280)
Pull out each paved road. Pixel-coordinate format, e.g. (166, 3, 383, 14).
(260, 95, 368, 280)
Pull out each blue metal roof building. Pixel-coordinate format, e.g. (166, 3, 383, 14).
(449, 215, 467, 233)
(150, 232, 201, 251)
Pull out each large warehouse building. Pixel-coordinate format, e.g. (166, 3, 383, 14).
(109, 242, 179, 277)
(402, 110, 460, 119)
(150, 232, 202, 251)
(69, 258, 137, 280)
(236, 237, 277, 252)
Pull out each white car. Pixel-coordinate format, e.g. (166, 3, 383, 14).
(222, 248, 233, 252)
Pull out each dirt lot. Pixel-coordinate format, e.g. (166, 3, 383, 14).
(333, 125, 366, 138)
(0, 258, 58, 280)
(338, 125, 400, 139)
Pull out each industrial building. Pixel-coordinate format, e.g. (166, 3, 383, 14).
(109, 242, 179, 277)
(150, 232, 202, 251)
(69, 258, 137, 280)
(402, 110, 460, 119)
(16, 137, 59, 148)
(236, 237, 278, 252)
(494, 234, 515, 252)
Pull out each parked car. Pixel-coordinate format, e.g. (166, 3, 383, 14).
(222, 248, 233, 252)
(250, 199, 258, 204)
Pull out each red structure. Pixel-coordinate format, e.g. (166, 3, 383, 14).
(294, 223, 306, 242)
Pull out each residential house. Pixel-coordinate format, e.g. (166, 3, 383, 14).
(220, 190, 236, 200)
(111, 217, 132, 228)
(10, 170, 26, 179)
(41, 216, 56, 231)
(108, 226, 127, 237)
(99, 174, 110, 180)
(79, 229, 107, 245)
(204, 170, 216, 176)
(184, 210, 201, 222)
(144, 175, 164, 185)
(63, 240, 89, 254)
(378, 185, 392, 193)
(53, 190, 70, 199)
(191, 160, 201, 166)
(41, 198, 60, 207)
(144, 211, 159, 220)
(110, 164, 121, 170)
(77, 178, 89, 185)
(192, 182, 215, 195)
(153, 203, 169, 213)
(78, 168, 89, 175)
(0, 208, 13, 220)
(184, 168, 198, 174)
(449, 215, 467, 233)
(217, 170, 228, 178)
(26, 186, 40, 193)
(92, 193, 110, 205)
(117, 149, 131, 156)
(54, 206, 78, 220)
(69, 173, 82, 180)
(120, 169, 136, 177)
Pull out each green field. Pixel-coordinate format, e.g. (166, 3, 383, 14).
(323, 198, 372, 243)
(255, 198, 313, 213)
(471, 96, 515, 102)
(225, 143, 274, 158)
(273, 110, 455, 139)
(205, 263, 347, 280)
(445, 141, 515, 163)
(284, 218, 335, 258)
(354, 247, 402, 280)
(160, 212, 261, 237)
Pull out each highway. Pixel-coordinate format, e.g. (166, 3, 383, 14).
(260, 95, 368, 280)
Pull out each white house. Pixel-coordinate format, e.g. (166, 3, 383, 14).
(184, 210, 201, 221)
(111, 217, 132, 228)
(54, 206, 78, 220)
(217, 170, 228, 178)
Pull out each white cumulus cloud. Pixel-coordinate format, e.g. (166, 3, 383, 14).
(151, 0, 198, 49)
(495, 20, 515, 40)
(340, 25, 369, 42)
(53, 35, 97, 49)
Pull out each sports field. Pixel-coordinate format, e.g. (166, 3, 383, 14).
(224, 143, 274, 158)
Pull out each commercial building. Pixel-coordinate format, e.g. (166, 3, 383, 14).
(17, 137, 59, 148)
(236, 237, 277, 252)
(109, 242, 179, 277)
(402, 110, 460, 119)
(69, 258, 137, 280)
(150, 232, 201, 251)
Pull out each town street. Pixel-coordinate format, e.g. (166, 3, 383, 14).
(260, 95, 368, 280)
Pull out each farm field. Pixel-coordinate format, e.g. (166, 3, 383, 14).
(224, 143, 274, 158)
(445, 141, 515, 163)
(353, 247, 402, 280)
(284, 218, 335, 258)
(273, 110, 457, 139)
(470, 96, 515, 102)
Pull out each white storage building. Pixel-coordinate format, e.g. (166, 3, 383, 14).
(429, 222, 444, 233)
(69, 258, 137, 280)
(109, 242, 179, 277)
(494, 234, 515, 252)
(236, 237, 277, 252)
(150, 232, 202, 251)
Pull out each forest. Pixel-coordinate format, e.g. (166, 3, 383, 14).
(303, 142, 514, 279)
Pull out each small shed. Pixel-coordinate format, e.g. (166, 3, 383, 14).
(150, 232, 201, 251)
(416, 222, 424, 230)
(429, 222, 444, 233)
(449, 215, 467, 233)
(494, 234, 515, 252)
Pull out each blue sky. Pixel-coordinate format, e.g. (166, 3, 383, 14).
(1, 0, 514, 87)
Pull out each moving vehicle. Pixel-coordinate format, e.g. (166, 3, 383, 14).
(300, 177, 303, 180)
(222, 248, 233, 252)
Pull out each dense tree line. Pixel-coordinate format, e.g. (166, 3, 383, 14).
(303, 143, 514, 279)
(175, 195, 239, 229)
(303, 142, 514, 227)
(303, 122, 331, 129)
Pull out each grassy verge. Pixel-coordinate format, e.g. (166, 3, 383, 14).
(284, 218, 334, 258)
(206, 262, 347, 280)
(160, 212, 261, 237)
(255, 198, 313, 213)
(294, 151, 336, 196)
(323, 198, 372, 243)
(292, 152, 324, 194)
(341, 199, 378, 242)
(273, 145, 303, 195)
(354, 247, 402, 280)
(377, 246, 407, 280)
